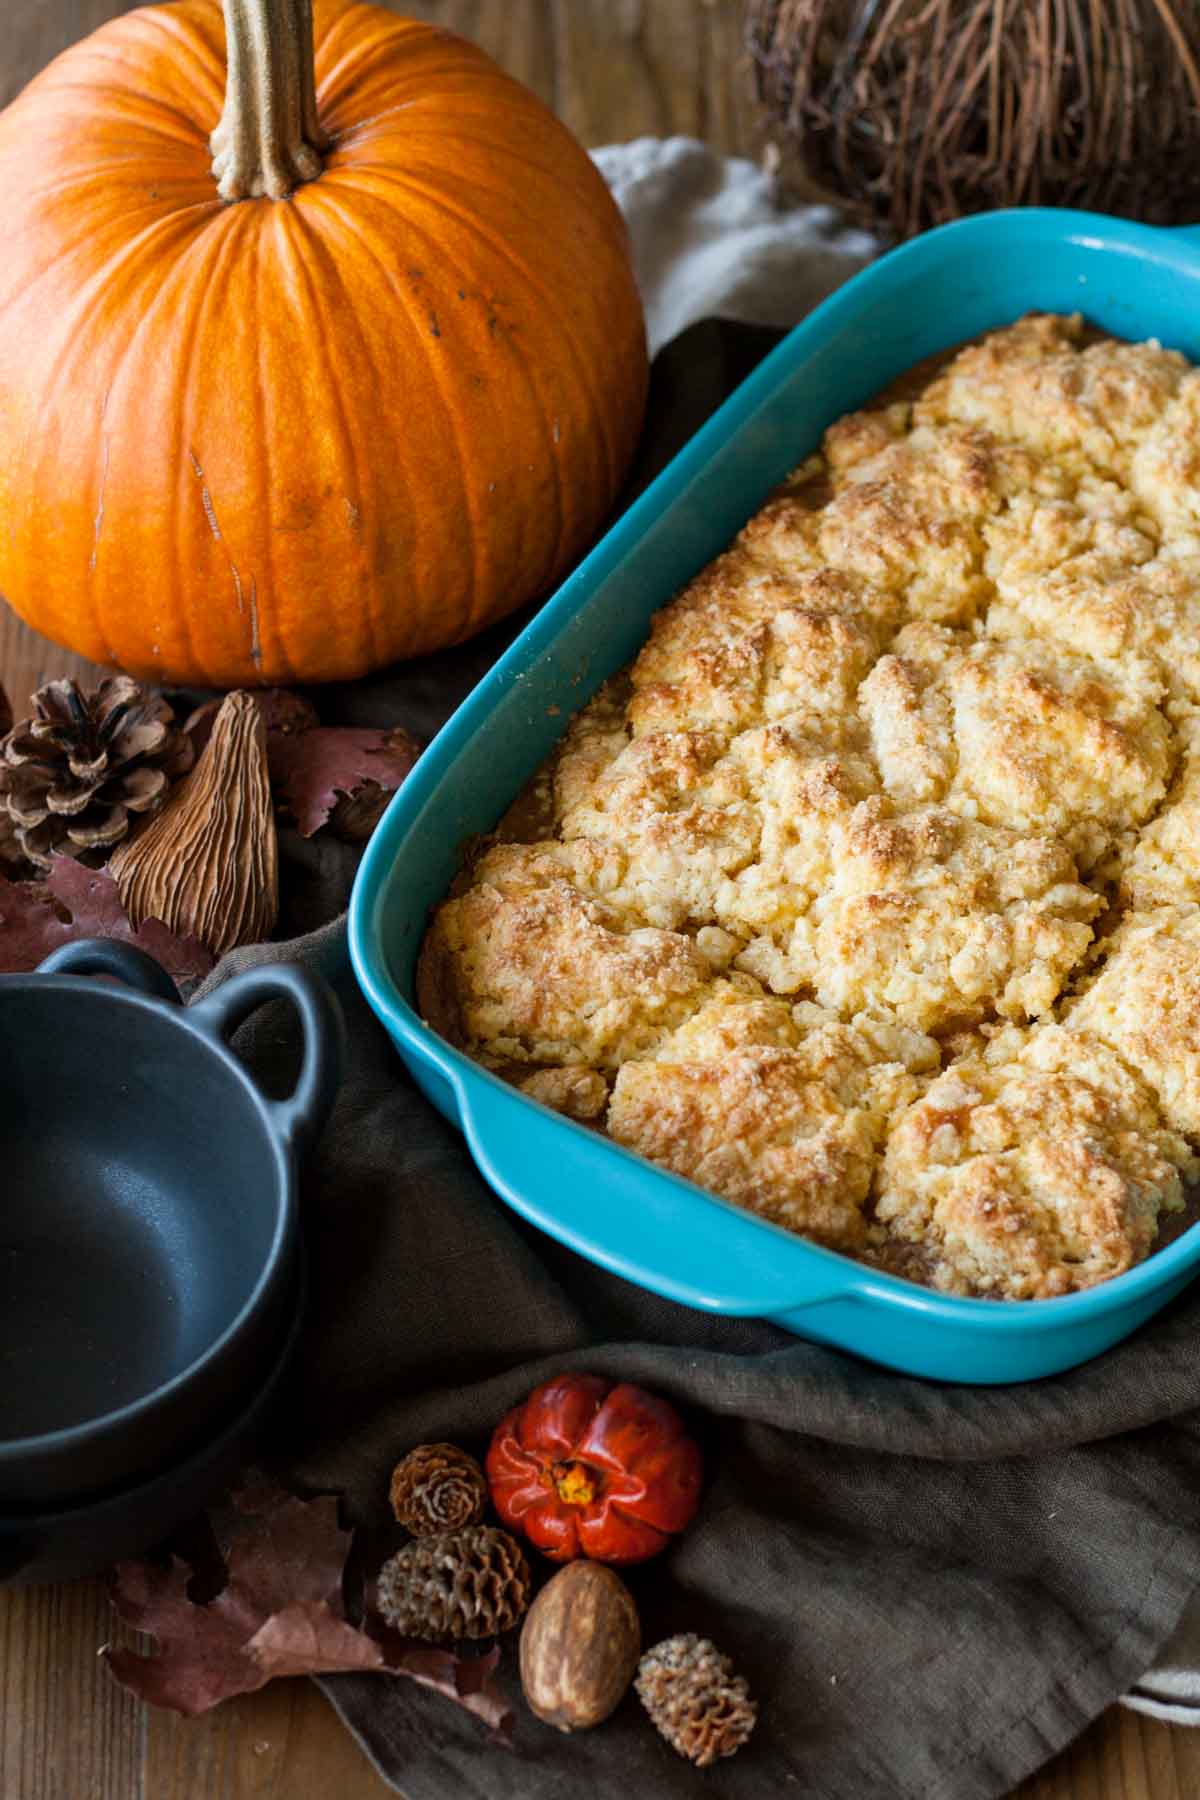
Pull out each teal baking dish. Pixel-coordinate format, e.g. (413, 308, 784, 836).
(350, 207, 1200, 1385)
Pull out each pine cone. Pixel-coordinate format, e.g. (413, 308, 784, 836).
(389, 1443, 487, 1536)
(0, 809, 29, 877)
(0, 683, 24, 875)
(0, 677, 193, 871)
(375, 1526, 531, 1640)
(635, 1634, 757, 1767)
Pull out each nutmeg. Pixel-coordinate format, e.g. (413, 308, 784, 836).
(519, 1561, 641, 1732)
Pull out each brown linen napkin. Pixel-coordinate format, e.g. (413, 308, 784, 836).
(197, 323, 1200, 1800)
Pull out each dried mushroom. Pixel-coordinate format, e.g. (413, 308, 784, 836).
(109, 690, 278, 955)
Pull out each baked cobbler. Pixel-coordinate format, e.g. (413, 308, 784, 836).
(419, 315, 1200, 1300)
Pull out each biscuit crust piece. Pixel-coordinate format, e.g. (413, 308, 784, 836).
(877, 1026, 1191, 1298)
(732, 794, 1098, 1030)
(609, 986, 936, 1252)
(418, 841, 715, 1071)
(420, 315, 1200, 1299)
(1118, 713, 1200, 908)
(1067, 907, 1200, 1137)
(860, 622, 1171, 869)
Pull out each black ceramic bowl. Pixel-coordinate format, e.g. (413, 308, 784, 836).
(0, 940, 343, 1512)
(0, 1270, 305, 1586)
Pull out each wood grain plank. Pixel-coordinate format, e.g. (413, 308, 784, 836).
(0, 2, 141, 108)
(376, 0, 555, 104)
(1016, 1704, 1200, 1799)
(0, 1579, 143, 1800)
(0, 608, 101, 719)
(551, 0, 708, 145)
(699, 0, 764, 158)
(142, 1677, 394, 1800)
(1, 4, 1198, 1799)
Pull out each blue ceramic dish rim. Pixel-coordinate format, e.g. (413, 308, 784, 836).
(349, 204, 1200, 1333)
(0, 973, 293, 1461)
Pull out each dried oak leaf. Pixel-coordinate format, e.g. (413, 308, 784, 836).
(268, 726, 420, 839)
(360, 1609, 512, 1741)
(102, 1556, 266, 1714)
(0, 856, 213, 984)
(256, 689, 321, 737)
(102, 1485, 513, 1740)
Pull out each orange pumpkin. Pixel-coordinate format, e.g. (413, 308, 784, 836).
(0, 0, 647, 686)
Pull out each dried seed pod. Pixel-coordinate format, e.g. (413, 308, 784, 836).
(109, 690, 277, 955)
(375, 1526, 532, 1641)
(520, 1561, 641, 1732)
(389, 1443, 487, 1536)
(635, 1633, 756, 1766)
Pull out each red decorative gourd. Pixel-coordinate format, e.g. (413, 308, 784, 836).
(486, 1374, 703, 1565)
(0, 0, 647, 685)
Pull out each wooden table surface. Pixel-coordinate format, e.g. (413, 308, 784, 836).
(1, 4, 1199, 1796)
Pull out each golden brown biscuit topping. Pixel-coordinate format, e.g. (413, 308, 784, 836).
(420, 316, 1200, 1300)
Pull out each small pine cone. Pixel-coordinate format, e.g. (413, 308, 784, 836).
(0, 685, 22, 876)
(0, 677, 193, 871)
(635, 1634, 757, 1767)
(376, 1526, 531, 1641)
(0, 810, 25, 875)
(389, 1443, 487, 1536)
(0, 681, 25, 874)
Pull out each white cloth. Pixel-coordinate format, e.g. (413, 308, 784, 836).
(593, 132, 1199, 1727)
(591, 136, 875, 357)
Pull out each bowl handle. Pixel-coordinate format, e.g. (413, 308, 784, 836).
(36, 939, 180, 1003)
(457, 1075, 854, 1318)
(188, 964, 346, 1158)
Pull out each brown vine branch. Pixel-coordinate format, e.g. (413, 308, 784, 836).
(746, 0, 1200, 239)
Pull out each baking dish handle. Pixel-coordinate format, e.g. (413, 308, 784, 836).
(456, 1077, 855, 1318)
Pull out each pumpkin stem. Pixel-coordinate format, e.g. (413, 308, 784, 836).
(211, 0, 329, 202)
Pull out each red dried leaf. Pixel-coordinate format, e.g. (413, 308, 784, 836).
(251, 1606, 514, 1740)
(226, 1487, 350, 1617)
(268, 726, 420, 838)
(102, 1485, 512, 1740)
(256, 689, 321, 737)
(248, 1602, 390, 1680)
(102, 1556, 268, 1715)
(0, 857, 214, 983)
(363, 1610, 514, 1743)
